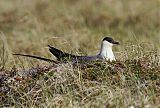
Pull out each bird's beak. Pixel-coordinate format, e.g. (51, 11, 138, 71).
(113, 41, 120, 45)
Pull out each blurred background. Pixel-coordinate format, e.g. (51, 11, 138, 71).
(0, 0, 159, 68)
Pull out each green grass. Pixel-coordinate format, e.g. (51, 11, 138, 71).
(0, 0, 160, 107)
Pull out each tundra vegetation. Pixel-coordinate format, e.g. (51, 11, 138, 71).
(0, 0, 160, 107)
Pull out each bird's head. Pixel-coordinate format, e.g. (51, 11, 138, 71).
(102, 36, 119, 47)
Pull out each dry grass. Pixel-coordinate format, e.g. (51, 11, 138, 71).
(0, 0, 160, 107)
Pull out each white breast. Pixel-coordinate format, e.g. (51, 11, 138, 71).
(98, 40, 115, 61)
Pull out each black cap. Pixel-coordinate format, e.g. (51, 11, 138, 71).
(103, 37, 119, 45)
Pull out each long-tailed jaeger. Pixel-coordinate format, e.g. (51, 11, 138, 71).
(13, 36, 119, 62)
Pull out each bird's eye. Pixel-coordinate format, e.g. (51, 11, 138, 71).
(107, 39, 112, 43)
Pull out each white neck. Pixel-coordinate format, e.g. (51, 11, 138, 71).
(98, 41, 115, 61)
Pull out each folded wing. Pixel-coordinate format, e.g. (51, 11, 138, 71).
(48, 45, 78, 61)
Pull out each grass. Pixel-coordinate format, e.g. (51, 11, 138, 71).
(0, 0, 160, 107)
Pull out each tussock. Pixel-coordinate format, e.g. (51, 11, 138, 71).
(0, 54, 159, 107)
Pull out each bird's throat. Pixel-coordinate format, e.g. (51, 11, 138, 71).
(99, 42, 115, 61)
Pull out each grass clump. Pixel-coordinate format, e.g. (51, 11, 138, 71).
(0, 51, 159, 107)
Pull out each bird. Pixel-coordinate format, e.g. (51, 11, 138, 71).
(13, 36, 119, 62)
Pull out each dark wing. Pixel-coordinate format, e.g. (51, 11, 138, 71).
(48, 45, 78, 61)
